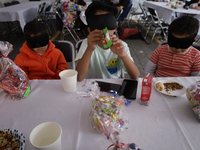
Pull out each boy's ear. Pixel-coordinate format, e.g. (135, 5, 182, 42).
(194, 37, 197, 41)
(87, 27, 91, 33)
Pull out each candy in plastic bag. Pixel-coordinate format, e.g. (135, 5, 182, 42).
(186, 81, 200, 119)
(0, 41, 31, 99)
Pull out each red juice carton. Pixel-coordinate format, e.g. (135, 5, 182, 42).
(140, 75, 153, 106)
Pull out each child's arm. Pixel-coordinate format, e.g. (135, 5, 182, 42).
(14, 56, 29, 76)
(110, 35, 140, 79)
(144, 60, 156, 77)
(76, 30, 104, 81)
(56, 52, 69, 79)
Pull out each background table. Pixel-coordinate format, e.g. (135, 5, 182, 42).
(0, 1, 51, 30)
(0, 77, 200, 150)
(143, 1, 200, 24)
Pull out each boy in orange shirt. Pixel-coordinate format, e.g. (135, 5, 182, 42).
(14, 21, 68, 79)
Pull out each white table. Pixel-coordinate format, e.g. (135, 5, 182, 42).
(143, 1, 200, 24)
(0, 77, 200, 150)
(0, 1, 51, 30)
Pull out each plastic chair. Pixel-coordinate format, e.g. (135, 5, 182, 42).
(55, 7, 80, 42)
(52, 40, 75, 69)
(75, 39, 84, 56)
(144, 7, 169, 44)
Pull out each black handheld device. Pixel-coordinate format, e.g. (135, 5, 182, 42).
(119, 79, 138, 100)
(95, 81, 122, 93)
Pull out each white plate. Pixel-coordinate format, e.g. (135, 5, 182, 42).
(154, 80, 186, 96)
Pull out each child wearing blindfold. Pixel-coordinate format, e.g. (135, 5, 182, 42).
(145, 15, 200, 77)
(14, 21, 68, 80)
(75, 1, 140, 81)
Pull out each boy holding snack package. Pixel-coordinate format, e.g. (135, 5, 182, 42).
(14, 21, 68, 80)
(145, 16, 200, 77)
(75, 1, 140, 81)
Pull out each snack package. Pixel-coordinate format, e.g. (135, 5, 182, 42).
(103, 27, 113, 48)
(186, 81, 200, 119)
(0, 41, 31, 99)
(87, 81, 141, 150)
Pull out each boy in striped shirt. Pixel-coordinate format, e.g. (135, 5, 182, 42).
(145, 15, 200, 77)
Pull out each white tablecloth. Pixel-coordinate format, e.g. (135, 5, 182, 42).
(0, 77, 200, 150)
(143, 1, 200, 24)
(0, 1, 51, 30)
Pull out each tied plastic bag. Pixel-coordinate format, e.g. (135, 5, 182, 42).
(0, 41, 31, 99)
(86, 81, 141, 150)
(186, 81, 200, 119)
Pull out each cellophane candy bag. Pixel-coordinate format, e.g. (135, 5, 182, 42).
(86, 81, 141, 150)
(186, 81, 200, 119)
(0, 41, 31, 99)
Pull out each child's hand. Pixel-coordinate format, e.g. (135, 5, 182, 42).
(110, 34, 126, 58)
(87, 29, 104, 51)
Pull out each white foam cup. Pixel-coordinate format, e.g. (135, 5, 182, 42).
(29, 122, 62, 150)
(59, 69, 78, 93)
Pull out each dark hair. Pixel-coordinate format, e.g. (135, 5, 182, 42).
(24, 20, 48, 37)
(85, 1, 118, 22)
(168, 15, 199, 37)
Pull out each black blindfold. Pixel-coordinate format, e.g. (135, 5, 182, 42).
(87, 13, 116, 31)
(168, 33, 195, 49)
(26, 32, 49, 49)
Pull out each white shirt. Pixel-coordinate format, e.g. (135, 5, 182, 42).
(75, 39, 134, 79)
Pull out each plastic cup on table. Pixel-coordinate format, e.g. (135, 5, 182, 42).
(59, 69, 78, 93)
(29, 122, 62, 150)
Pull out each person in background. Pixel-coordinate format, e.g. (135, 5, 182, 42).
(144, 16, 200, 77)
(75, 1, 140, 81)
(14, 21, 68, 80)
(117, 0, 132, 21)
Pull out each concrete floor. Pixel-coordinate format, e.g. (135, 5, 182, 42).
(0, 20, 159, 78)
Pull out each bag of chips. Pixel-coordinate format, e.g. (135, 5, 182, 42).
(0, 41, 31, 99)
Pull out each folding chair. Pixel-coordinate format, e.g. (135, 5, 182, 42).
(144, 7, 169, 44)
(138, 3, 151, 27)
(11, 1, 20, 5)
(53, 0, 61, 12)
(52, 40, 75, 69)
(4, 2, 13, 7)
(37, 2, 46, 21)
(55, 7, 80, 42)
(120, 4, 142, 28)
(43, 5, 57, 36)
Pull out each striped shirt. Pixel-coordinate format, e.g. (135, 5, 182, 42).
(149, 44, 200, 77)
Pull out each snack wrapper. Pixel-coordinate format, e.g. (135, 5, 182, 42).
(103, 27, 113, 48)
(86, 81, 141, 150)
(186, 81, 200, 119)
(0, 41, 31, 99)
